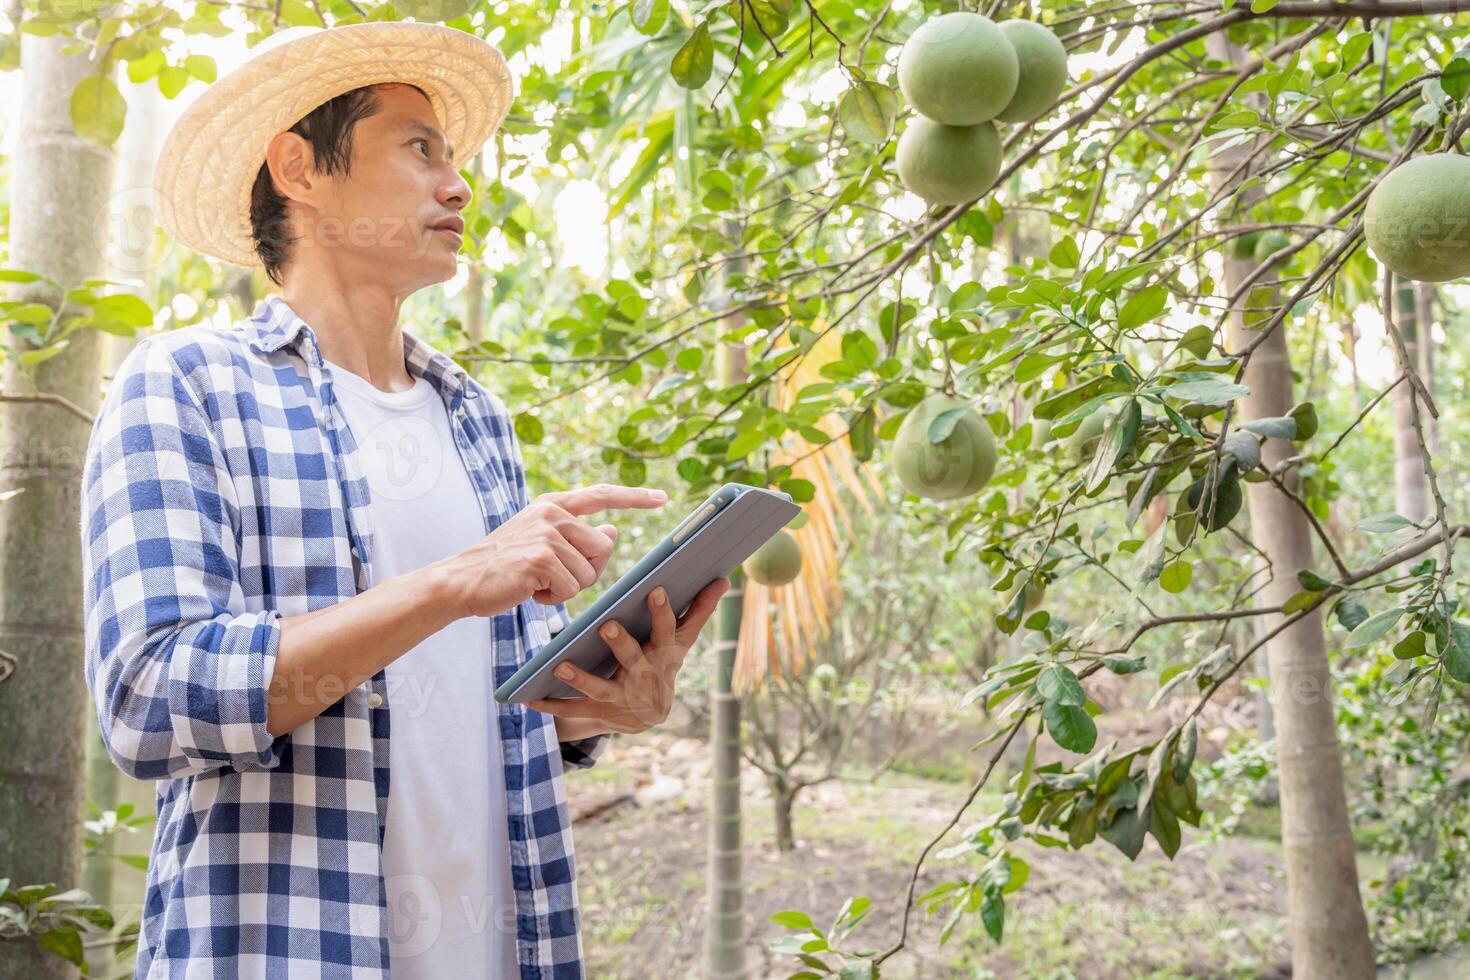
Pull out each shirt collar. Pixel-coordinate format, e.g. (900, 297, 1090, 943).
(246, 293, 476, 401)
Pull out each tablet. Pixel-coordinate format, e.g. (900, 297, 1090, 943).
(494, 482, 801, 704)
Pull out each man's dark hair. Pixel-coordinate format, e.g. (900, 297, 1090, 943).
(249, 82, 429, 285)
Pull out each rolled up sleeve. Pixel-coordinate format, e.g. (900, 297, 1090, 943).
(81, 338, 284, 780)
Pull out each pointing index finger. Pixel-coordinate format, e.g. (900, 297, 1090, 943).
(544, 484, 669, 518)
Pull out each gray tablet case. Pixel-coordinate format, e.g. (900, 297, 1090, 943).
(494, 482, 801, 704)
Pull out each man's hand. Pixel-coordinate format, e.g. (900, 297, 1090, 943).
(443, 483, 669, 618)
(528, 577, 731, 735)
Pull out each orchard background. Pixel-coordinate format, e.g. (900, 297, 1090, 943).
(1, 1, 1469, 977)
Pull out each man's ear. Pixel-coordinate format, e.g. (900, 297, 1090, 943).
(263, 130, 319, 209)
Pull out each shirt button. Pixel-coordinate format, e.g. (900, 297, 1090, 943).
(368, 692, 384, 708)
(316, 409, 330, 428)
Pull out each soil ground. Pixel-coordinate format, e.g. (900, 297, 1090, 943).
(565, 732, 1296, 979)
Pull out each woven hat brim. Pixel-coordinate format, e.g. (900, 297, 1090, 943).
(154, 22, 513, 268)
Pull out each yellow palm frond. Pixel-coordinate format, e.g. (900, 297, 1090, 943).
(732, 322, 887, 694)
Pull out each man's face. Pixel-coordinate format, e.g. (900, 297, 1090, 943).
(296, 83, 471, 291)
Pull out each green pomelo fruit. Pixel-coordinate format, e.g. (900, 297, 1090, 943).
(1061, 409, 1107, 460)
(896, 117, 1002, 206)
(897, 11, 1018, 126)
(1005, 575, 1046, 614)
(1364, 154, 1470, 283)
(1253, 230, 1291, 266)
(995, 20, 1068, 123)
(891, 392, 998, 501)
(745, 529, 803, 587)
(1030, 416, 1053, 448)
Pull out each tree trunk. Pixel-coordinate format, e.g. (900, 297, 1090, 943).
(86, 64, 164, 912)
(1207, 33, 1375, 980)
(705, 260, 747, 979)
(1225, 267, 1376, 979)
(1390, 280, 1429, 523)
(0, 30, 117, 980)
(771, 777, 796, 855)
(706, 563, 747, 979)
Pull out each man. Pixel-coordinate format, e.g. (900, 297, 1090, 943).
(80, 22, 728, 979)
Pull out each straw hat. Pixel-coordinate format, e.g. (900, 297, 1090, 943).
(154, 22, 514, 268)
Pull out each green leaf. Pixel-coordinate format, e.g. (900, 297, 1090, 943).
(1164, 379, 1250, 405)
(1345, 608, 1403, 649)
(1443, 622, 1470, 683)
(1297, 569, 1332, 592)
(838, 82, 897, 144)
(184, 53, 216, 83)
(631, 0, 669, 36)
(1158, 560, 1192, 594)
(770, 909, 815, 930)
(1036, 665, 1086, 707)
(1393, 630, 1428, 661)
(1043, 700, 1097, 753)
(1084, 398, 1141, 493)
(928, 407, 969, 444)
(1186, 467, 1243, 533)
(1105, 654, 1147, 675)
(1117, 285, 1167, 331)
(92, 293, 154, 330)
(514, 411, 545, 445)
(670, 21, 713, 89)
(1033, 377, 1132, 421)
(841, 330, 878, 369)
(1251, 0, 1281, 12)
(1443, 56, 1470, 102)
(69, 74, 126, 146)
(980, 891, 1004, 942)
(1334, 595, 1370, 632)
(1282, 590, 1318, 614)
(39, 926, 85, 966)
(1100, 800, 1150, 860)
(1288, 402, 1318, 440)
(5, 301, 55, 324)
(1177, 325, 1215, 359)
(1048, 237, 1080, 270)
(1149, 799, 1182, 858)
(18, 341, 68, 368)
(1355, 513, 1414, 534)
(726, 427, 766, 460)
(1240, 416, 1296, 439)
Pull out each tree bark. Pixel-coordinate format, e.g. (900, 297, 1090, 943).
(1206, 33, 1375, 980)
(0, 30, 117, 980)
(771, 775, 796, 855)
(1390, 280, 1429, 522)
(705, 255, 747, 979)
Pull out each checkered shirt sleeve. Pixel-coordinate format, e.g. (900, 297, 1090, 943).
(81, 337, 285, 780)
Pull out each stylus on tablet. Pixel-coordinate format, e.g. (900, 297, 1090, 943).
(494, 482, 801, 704)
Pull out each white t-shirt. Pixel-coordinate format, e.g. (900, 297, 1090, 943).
(322, 355, 519, 979)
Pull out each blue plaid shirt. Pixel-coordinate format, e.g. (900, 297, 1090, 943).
(80, 294, 608, 978)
